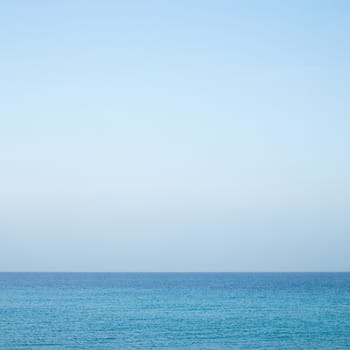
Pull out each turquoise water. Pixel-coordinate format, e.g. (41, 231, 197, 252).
(0, 273, 349, 349)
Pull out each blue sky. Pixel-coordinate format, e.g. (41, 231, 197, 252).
(1, 1, 349, 271)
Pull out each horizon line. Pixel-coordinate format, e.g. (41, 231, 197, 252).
(1, 271, 349, 273)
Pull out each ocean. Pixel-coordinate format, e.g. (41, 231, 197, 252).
(0, 273, 349, 349)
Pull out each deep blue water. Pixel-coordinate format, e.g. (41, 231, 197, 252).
(0, 273, 349, 349)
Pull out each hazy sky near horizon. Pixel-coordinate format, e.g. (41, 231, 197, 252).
(1, 1, 349, 271)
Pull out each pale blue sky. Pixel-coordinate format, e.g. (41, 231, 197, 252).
(1, 1, 349, 271)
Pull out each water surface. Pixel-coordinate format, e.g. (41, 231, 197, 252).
(0, 273, 349, 349)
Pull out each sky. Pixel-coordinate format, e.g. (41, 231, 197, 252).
(1, 0, 349, 272)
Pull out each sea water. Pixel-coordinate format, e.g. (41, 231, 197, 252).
(0, 273, 349, 349)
